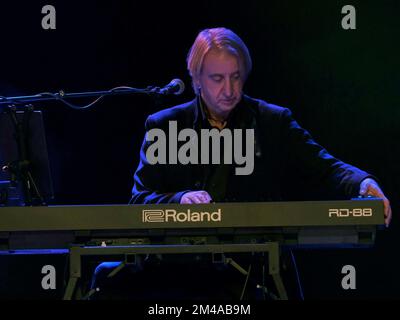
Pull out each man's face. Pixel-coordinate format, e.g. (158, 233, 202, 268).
(197, 49, 244, 119)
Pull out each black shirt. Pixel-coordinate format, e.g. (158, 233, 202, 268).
(197, 96, 253, 202)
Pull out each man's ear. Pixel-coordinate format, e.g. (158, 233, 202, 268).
(193, 78, 201, 94)
(194, 78, 200, 89)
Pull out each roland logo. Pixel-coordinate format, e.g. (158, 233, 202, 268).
(166, 209, 221, 222)
(142, 209, 222, 223)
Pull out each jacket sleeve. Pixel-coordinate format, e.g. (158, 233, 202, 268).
(280, 108, 374, 198)
(130, 115, 190, 204)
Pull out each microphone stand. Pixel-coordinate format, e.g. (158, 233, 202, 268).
(1, 104, 45, 206)
(0, 85, 165, 206)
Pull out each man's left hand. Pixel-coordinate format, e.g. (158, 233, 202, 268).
(359, 178, 392, 227)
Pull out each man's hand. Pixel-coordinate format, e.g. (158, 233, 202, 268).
(360, 178, 392, 227)
(180, 191, 213, 204)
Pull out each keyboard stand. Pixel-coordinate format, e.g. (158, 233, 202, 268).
(63, 242, 288, 300)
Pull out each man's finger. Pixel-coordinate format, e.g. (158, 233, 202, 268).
(359, 187, 367, 195)
(200, 191, 211, 200)
(181, 196, 192, 204)
(197, 193, 208, 203)
(383, 198, 392, 227)
(201, 192, 212, 203)
(200, 194, 212, 203)
(367, 185, 384, 198)
(191, 195, 202, 204)
(195, 191, 210, 203)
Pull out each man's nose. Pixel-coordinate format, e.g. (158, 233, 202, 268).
(223, 80, 234, 97)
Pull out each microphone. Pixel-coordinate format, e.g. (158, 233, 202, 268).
(158, 79, 185, 95)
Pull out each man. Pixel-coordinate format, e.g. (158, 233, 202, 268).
(92, 27, 391, 300)
(130, 27, 391, 225)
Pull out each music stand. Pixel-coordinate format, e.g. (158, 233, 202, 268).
(0, 107, 54, 206)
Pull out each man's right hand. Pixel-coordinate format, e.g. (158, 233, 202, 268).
(180, 191, 213, 204)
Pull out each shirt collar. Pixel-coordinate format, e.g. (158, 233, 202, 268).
(195, 94, 246, 128)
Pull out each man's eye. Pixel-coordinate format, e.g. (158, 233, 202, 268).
(211, 76, 223, 82)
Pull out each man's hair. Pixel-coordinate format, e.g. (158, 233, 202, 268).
(187, 27, 252, 94)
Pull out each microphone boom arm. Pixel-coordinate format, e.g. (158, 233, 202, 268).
(0, 79, 185, 110)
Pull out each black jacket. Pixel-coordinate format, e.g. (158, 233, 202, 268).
(131, 95, 372, 204)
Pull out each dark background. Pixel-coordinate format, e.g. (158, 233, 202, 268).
(0, 0, 399, 299)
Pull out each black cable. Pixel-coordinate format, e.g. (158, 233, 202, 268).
(290, 249, 305, 300)
(37, 91, 106, 110)
(240, 263, 252, 300)
(1, 85, 155, 110)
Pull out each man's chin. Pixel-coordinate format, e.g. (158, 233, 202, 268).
(219, 99, 238, 109)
